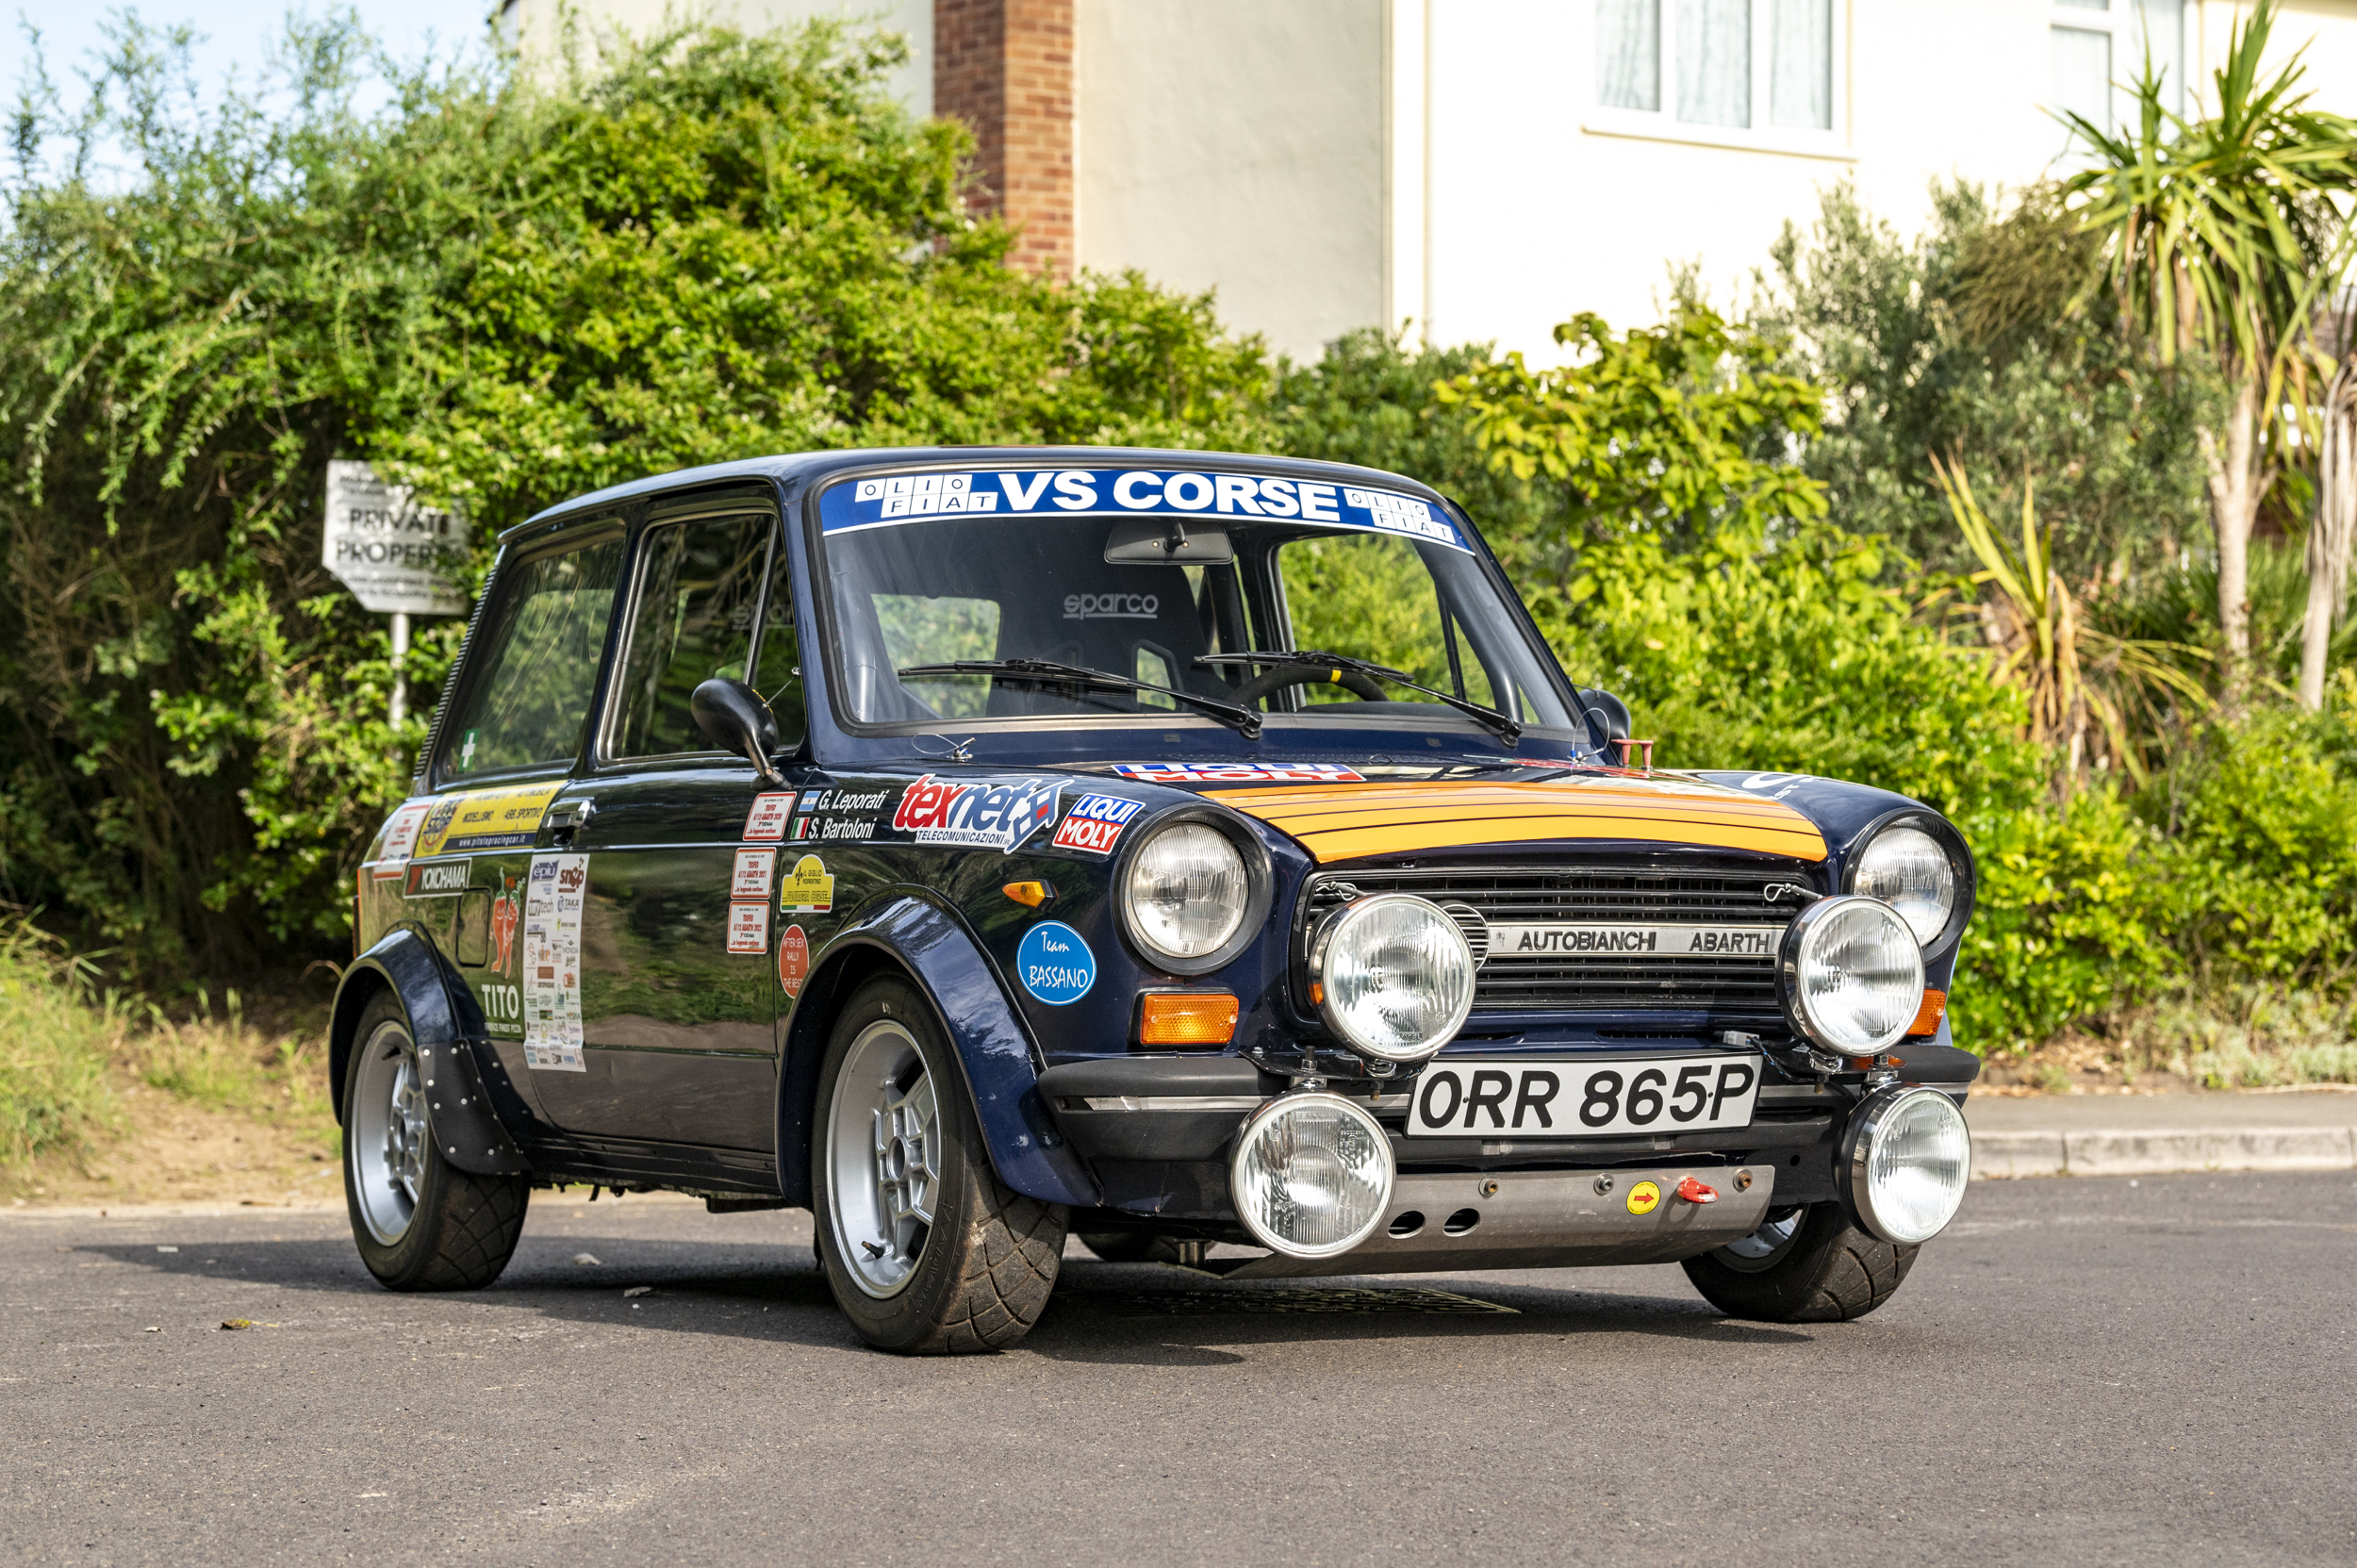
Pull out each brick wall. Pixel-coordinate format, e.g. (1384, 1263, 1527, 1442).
(934, 0, 1073, 278)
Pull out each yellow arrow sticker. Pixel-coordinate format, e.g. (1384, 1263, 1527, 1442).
(1625, 1180, 1662, 1216)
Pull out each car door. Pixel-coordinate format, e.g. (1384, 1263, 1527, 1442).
(532, 500, 803, 1151)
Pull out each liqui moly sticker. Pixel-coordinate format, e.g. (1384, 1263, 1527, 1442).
(1052, 793, 1144, 853)
(778, 924, 810, 999)
(890, 773, 1061, 852)
(742, 792, 793, 840)
(1111, 762, 1365, 784)
(731, 848, 776, 901)
(726, 900, 769, 955)
(373, 801, 433, 878)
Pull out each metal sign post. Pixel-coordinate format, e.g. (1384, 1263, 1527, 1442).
(321, 461, 467, 729)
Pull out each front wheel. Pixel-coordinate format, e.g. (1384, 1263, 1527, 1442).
(342, 993, 529, 1291)
(1680, 1202, 1919, 1323)
(813, 977, 1066, 1353)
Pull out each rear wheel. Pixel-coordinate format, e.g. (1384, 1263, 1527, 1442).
(813, 977, 1066, 1353)
(1680, 1202, 1919, 1322)
(342, 993, 529, 1291)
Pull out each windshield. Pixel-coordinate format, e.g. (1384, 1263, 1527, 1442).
(817, 466, 1574, 732)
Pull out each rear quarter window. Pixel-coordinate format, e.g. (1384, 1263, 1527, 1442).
(438, 536, 624, 778)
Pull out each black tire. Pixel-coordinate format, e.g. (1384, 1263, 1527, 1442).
(812, 976, 1066, 1353)
(342, 992, 529, 1292)
(1078, 1230, 1185, 1264)
(1681, 1202, 1919, 1323)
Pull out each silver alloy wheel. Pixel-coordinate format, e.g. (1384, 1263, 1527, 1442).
(826, 1018, 941, 1299)
(350, 1019, 429, 1245)
(1716, 1207, 1805, 1273)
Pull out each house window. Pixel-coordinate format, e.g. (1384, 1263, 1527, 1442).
(2051, 0, 2184, 152)
(1593, 0, 1845, 153)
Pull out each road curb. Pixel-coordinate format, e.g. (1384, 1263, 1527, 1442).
(1974, 1126, 2357, 1179)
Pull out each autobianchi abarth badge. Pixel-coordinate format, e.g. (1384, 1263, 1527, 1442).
(1487, 923, 1779, 957)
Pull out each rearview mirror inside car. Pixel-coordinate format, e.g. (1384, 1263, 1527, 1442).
(691, 677, 786, 786)
(1104, 518, 1235, 565)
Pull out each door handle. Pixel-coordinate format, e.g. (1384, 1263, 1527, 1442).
(546, 799, 595, 848)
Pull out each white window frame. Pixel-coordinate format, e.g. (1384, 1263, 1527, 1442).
(1583, 0, 1854, 162)
(2047, 0, 2192, 140)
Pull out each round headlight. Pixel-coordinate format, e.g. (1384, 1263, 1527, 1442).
(1228, 1093, 1395, 1258)
(1124, 822, 1248, 962)
(1778, 895, 1925, 1056)
(1854, 826, 1956, 946)
(1844, 1084, 1971, 1244)
(1309, 894, 1475, 1064)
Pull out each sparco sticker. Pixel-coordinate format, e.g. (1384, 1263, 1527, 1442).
(742, 793, 793, 841)
(891, 774, 1060, 853)
(1052, 793, 1144, 854)
(1112, 761, 1365, 784)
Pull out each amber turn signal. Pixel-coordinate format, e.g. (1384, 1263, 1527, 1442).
(1907, 988, 1948, 1036)
(1137, 991, 1240, 1048)
(1001, 881, 1053, 908)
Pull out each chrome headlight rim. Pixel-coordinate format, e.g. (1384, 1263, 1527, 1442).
(1776, 894, 1927, 1058)
(1113, 806, 1273, 977)
(1306, 892, 1477, 1064)
(1842, 810, 1976, 957)
(1838, 1083, 1973, 1245)
(1228, 1090, 1397, 1259)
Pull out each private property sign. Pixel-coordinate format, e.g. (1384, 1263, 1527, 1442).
(321, 460, 467, 615)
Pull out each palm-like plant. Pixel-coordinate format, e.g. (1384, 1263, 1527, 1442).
(1932, 456, 2211, 792)
(2059, 0, 2357, 701)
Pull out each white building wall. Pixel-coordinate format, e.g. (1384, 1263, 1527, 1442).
(1074, 0, 1389, 360)
(503, 0, 933, 113)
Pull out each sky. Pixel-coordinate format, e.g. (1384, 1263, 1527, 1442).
(4, 1, 496, 108)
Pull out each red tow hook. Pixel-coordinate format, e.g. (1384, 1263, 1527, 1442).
(1674, 1176, 1719, 1205)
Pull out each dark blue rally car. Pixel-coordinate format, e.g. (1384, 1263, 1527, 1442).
(336, 448, 1978, 1352)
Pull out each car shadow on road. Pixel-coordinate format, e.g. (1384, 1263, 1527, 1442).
(76, 1233, 1813, 1362)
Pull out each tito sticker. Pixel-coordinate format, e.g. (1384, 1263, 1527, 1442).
(1015, 921, 1096, 1006)
(1624, 1180, 1662, 1217)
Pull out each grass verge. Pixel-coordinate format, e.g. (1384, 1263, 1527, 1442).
(1979, 984, 2357, 1093)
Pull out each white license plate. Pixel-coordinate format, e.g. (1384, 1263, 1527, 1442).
(1406, 1055, 1762, 1138)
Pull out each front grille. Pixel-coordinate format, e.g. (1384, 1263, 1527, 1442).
(1300, 864, 1820, 1016)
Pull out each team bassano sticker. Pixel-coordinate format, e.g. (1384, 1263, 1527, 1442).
(891, 773, 1060, 852)
(1052, 793, 1144, 853)
(1016, 921, 1095, 1005)
(1112, 762, 1364, 784)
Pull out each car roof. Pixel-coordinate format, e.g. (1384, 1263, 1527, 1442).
(507, 445, 1459, 546)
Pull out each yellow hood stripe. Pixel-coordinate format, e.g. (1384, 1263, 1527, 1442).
(1204, 779, 1826, 865)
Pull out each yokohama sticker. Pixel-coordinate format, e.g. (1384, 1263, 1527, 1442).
(726, 900, 769, 955)
(742, 792, 793, 841)
(1111, 761, 1364, 784)
(778, 924, 809, 999)
(1052, 793, 1144, 853)
(730, 849, 776, 901)
(404, 858, 472, 899)
(890, 773, 1061, 852)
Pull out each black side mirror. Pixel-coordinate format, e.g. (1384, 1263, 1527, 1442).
(692, 677, 785, 786)
(1574, 686, 1632, 751)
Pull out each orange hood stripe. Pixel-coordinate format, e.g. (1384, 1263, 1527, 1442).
(1204, 779, 1826, 865)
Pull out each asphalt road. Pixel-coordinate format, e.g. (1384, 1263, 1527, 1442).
(5, 1171, 2353, 1567)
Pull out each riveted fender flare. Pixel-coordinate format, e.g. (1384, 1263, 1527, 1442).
(779, 894, 1099, 1210)
(329, 927, 531, 1177)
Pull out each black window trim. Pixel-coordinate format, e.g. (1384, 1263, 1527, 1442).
(591, 497, 788, 773)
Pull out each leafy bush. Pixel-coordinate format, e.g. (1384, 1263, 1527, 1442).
(0, 921, 124, 1174)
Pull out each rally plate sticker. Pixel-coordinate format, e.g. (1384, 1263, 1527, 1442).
(1408, 1056, 1760, 1139)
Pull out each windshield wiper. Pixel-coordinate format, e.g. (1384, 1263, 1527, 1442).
(897, 658, 1263, 738)
(1195, 651, 1524, 744)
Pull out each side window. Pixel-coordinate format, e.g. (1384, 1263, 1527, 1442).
(749, 524, 807, 746)
(610, 514, 772, 759)
(1275, 534, 1500, 709)
(439, 536, 625, 779)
